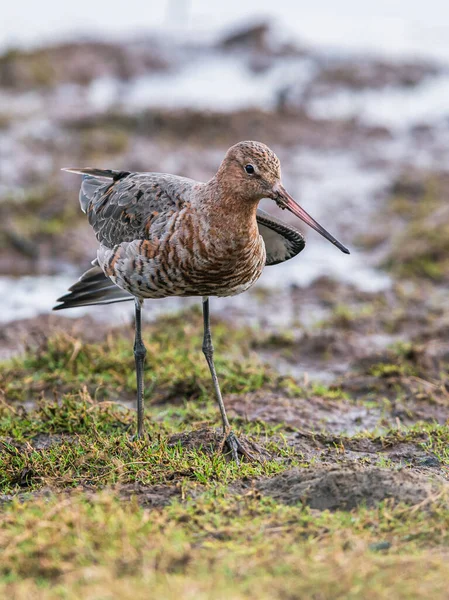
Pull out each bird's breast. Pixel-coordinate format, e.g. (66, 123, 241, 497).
(168, 209, 266, 296)
(188, 234, 266, 296)
(101, 208, 267, 299)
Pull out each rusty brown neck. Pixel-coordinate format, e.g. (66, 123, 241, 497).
(200, 176, 260, 237)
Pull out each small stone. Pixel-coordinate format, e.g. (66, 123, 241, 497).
(369, 541, 391, 552)
(419, 456, 440, 468)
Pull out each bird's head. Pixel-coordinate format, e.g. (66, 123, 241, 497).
(218, 140, 349, 254)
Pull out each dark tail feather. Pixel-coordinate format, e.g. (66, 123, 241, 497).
(62, 167, 130, 179)
(53, 265, 134, 310)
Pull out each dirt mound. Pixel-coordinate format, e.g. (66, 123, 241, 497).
(256, 467, 439, 510)
(168, 428, 271, 461)
(117, 483, 181, 508)
(0, 314, 114, 360)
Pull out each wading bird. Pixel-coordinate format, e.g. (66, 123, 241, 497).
(54, 141, 349, 461)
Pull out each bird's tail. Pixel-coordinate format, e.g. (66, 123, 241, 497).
(53, 262, 133, 310)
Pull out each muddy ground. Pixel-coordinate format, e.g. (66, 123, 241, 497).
(1, 286, 448, 499)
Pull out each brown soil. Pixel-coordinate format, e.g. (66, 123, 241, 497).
(168, 428, 272, 462)
(113, 483, 182, 508)
(0, 482, 182, 509)
(227, 390, 382, 434)
(286, 430, 443, 471)
(3, 425, 446, 512)
(67, 106, 391, 152)
(253, 466, 439, 510)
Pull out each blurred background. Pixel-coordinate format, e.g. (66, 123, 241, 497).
(1, 0, 449, 363)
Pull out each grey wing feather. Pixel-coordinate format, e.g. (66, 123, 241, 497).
(63, 167, 131, 214)
(55, 167, 197, 310)
(79, 177, 110, 213)
(66, 167, 191, 249)
(256, 209, 305, 266)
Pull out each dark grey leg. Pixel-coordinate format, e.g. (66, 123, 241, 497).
(202, 296, 230, 433)
(133, 297, 146, 438)
(202, 297, 252, 464)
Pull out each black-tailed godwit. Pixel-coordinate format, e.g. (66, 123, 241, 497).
(54, 140, 349, 461)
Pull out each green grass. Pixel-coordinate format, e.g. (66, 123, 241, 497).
(354, 340, 448, 394)
(0, 431, 287, 492)
(1, 489, 449, 599)
(0, 308, 362, 495)
(0, 393, 297, 493)
(0, 308, 299, 404)
(317, 303, 377, 330)
(1, 392, 448, 495)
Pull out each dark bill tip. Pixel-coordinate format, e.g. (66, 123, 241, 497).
(275, 184, 350, 255)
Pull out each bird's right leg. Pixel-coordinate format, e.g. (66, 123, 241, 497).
(201, 297, 254, 464)
(133, 297, 146, 438)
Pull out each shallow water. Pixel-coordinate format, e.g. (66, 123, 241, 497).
(88, 53, 315, 113)
(310, 73, 449, 131)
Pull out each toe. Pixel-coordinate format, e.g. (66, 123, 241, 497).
(224, 431, 256, 464)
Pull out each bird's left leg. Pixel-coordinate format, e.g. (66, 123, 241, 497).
(133, 297, 146, 439)
(201, 296, 253, 464)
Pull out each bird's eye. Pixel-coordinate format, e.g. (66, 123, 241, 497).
(245, 164, 255, 174)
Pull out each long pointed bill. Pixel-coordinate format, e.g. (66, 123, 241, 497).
(274, 183, 350, 254)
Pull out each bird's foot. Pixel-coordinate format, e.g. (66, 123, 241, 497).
(221, 430, 257, 465)
(130, 431, 149, 442)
